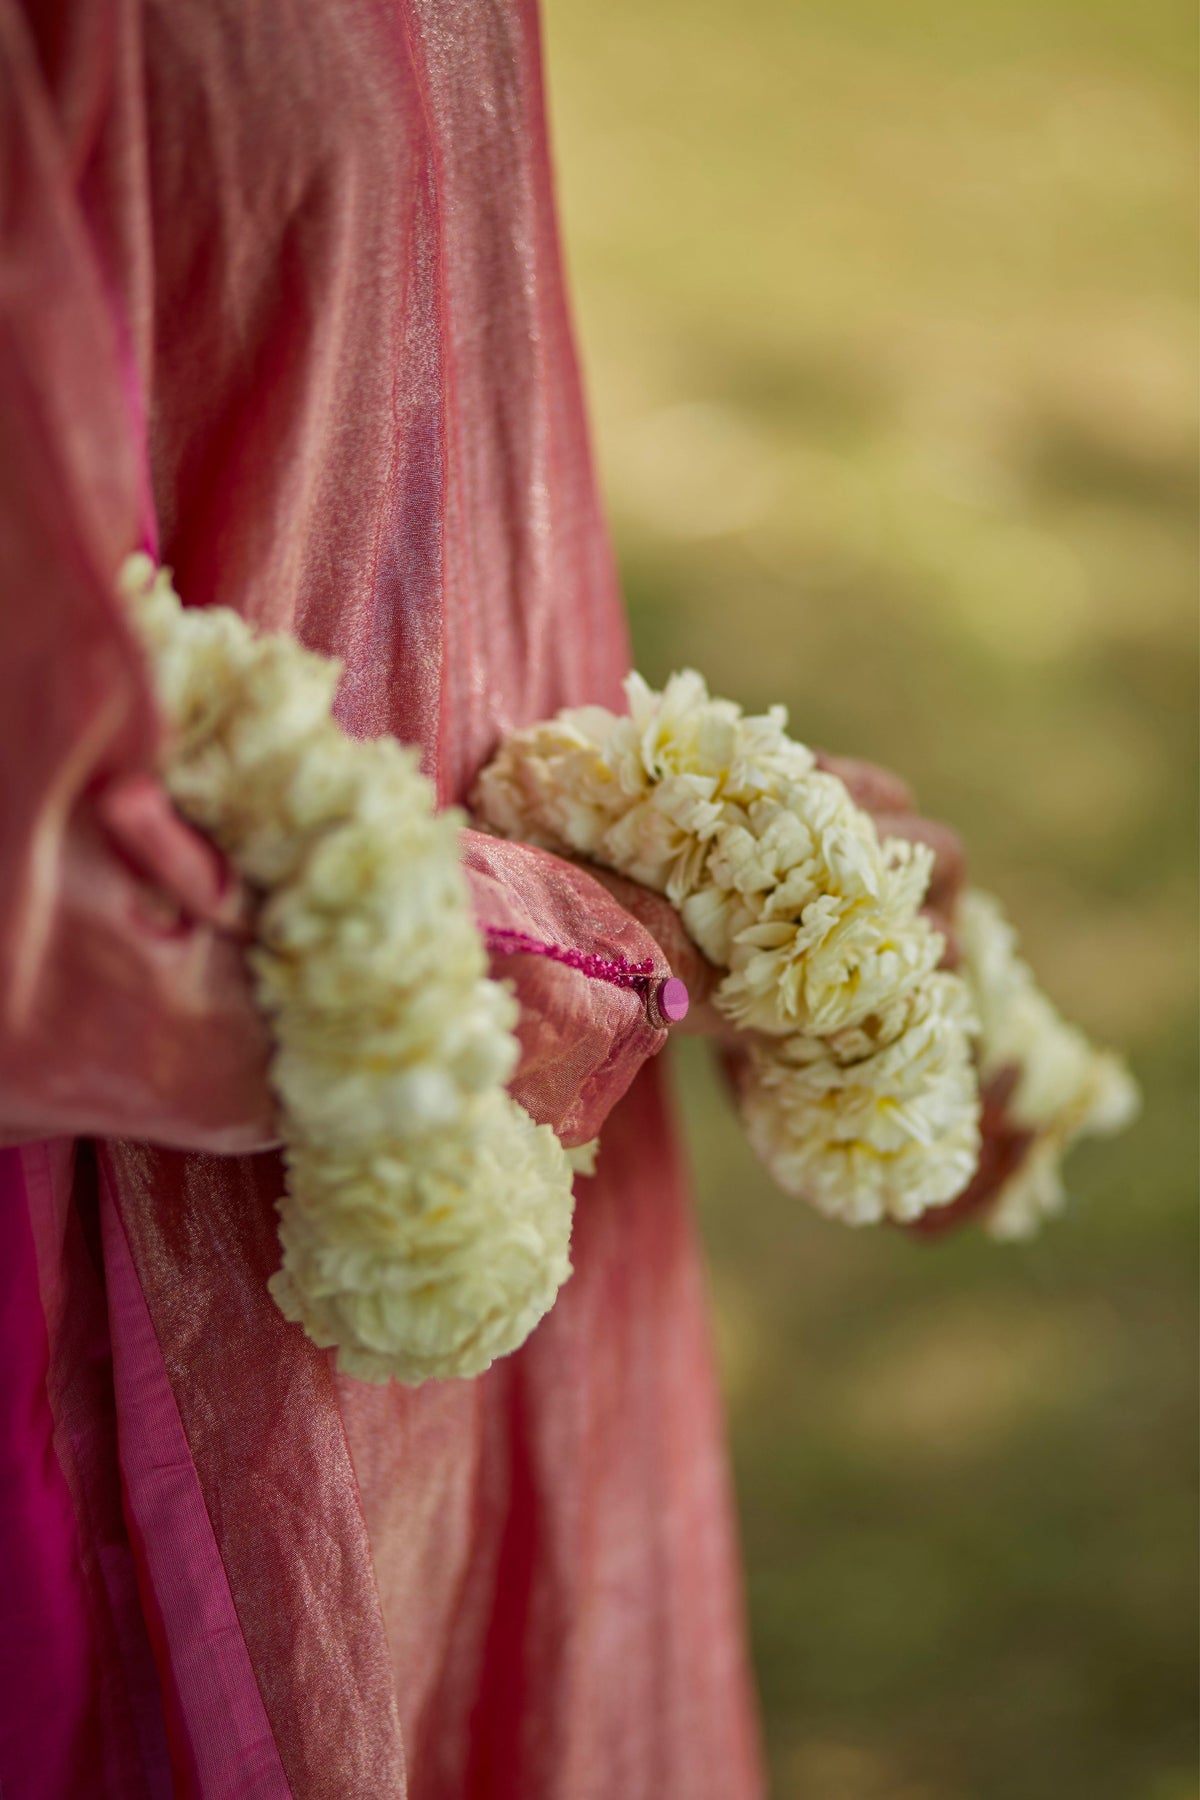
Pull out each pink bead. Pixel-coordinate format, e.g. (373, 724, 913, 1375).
(484, 926, 690, 1028)
(657, 977, 690, 1025)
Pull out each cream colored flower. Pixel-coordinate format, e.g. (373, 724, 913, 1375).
(271, 1087, 573, 1385)
(474, 668, 1139, 1239)
(476, 673, 940, 1042)
(717, 842, 943, 1038)
(957, 888, 1140, 1238)
(474, 715, 633, 858)
(121, 554, 576, 1383)
(475, 666, 980, 1223)
(565, 1137, 600, 1177)
(738, 973, 981, 1226)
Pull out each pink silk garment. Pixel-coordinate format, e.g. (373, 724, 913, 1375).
(0, 2, 764, 1795)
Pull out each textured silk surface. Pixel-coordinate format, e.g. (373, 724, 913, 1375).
(0, 2, 763, 1795)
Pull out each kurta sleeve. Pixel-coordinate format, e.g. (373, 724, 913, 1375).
(0, 5, 676, 1157)
(462, 830, 670, 1147)
(0, 0, 276, 1153)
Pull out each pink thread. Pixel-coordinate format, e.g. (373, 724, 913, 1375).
(484, 928, 689, 1027)
(485, 926, 657, 996)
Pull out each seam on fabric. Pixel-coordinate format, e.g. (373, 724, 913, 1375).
(390, 0, 458, 808)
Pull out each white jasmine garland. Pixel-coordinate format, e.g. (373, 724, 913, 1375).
(737, 974, 982, 1226)
(957, 889, 1140, 1239)
(476, 669, 983, 1225)
(120, 554, 576, 1384)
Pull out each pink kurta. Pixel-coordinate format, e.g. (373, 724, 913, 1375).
(0, 2, 763, 1794)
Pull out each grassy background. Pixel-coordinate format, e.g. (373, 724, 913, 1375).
(541, 2, 1198, 1795)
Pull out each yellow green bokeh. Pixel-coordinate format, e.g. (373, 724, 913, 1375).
(545, 1, 1197, 1793)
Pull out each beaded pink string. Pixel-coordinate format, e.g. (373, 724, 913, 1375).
(484, 926, 656, 993)
(483, 926, 689, 1026)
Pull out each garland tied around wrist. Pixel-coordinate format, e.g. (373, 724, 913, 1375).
(120, 555, 575, 1385)
(122, 544, 1139, 1369)
(475, 670, 1138, 1233)
(476, 671, 980, 1225)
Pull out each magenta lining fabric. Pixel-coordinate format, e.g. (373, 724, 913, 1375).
(98, 1160, 291, 1800)
(0, 1145, 101, 1795)
(14, 1138, 176, 1797)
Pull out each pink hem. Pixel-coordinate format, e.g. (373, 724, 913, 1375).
(0, 1145, 101, 1795)
(99, 1164, 292, 1799)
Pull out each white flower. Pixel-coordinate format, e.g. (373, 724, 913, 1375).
(476, 673, 939, 1043)
(717, 851, 943, 1038)
(475, 666, 980, 1224)
(474, 668, 1138, 1240)
(957, 888, 1140, 1238)
(738, 973, 981, 1225)
(565, 1137, 600, 1177)
(472, 706, 644, 860)
(121, 555, 576, 1383)
(271, 1087, 573, 1385)
(679, 884, 760, 968)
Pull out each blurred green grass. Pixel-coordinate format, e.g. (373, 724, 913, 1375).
(543, 1, 1198, 1794)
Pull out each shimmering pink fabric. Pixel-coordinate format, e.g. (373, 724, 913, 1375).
(464, 832, 669, 1147)
(0, 1, 764, 1794)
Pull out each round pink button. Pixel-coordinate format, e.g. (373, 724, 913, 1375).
(656, 977, 690, 1025)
